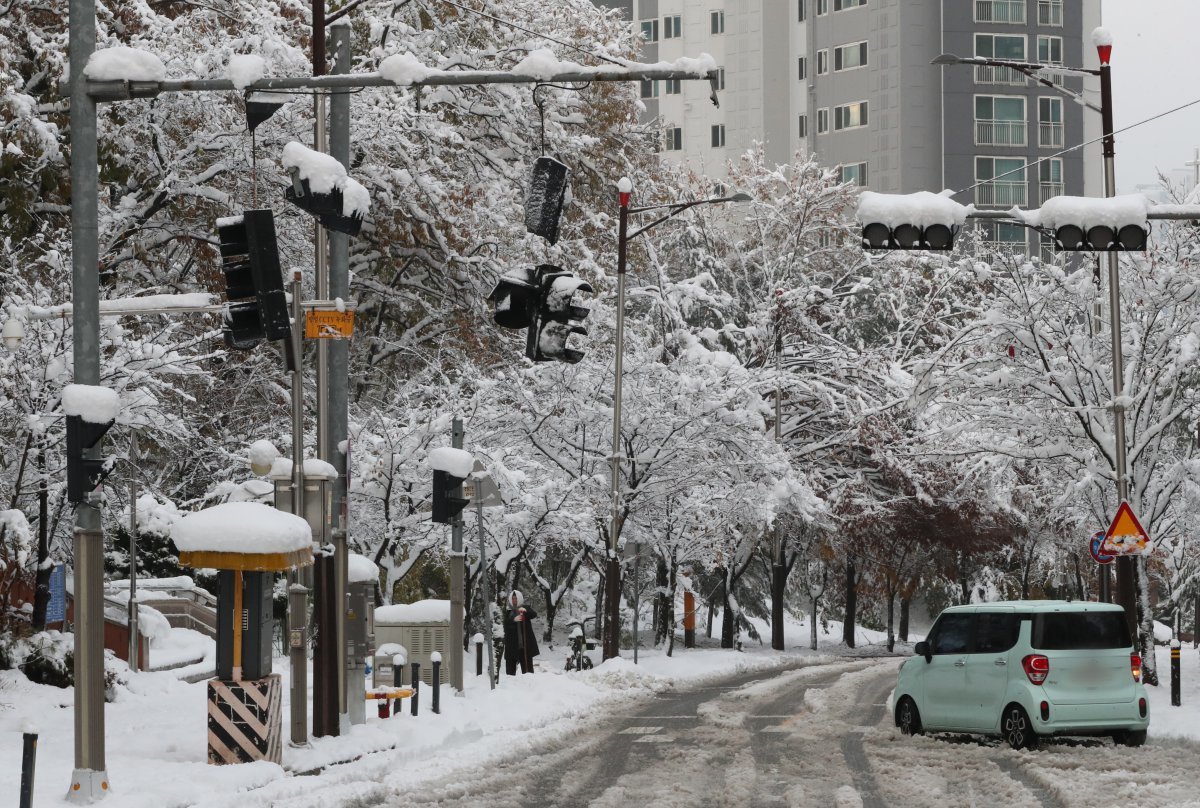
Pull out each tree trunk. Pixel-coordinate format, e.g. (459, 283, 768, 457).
(720, 577, 735, 649)
(810, 596, 820, 650)
(654, 556, 670, 646)
(707, 585, 718, 638)
(1136, 556, 1159, 685)
(842, 558, 857, 649)
(1071, 552, 1085, 601)
(899, 596, 911, 642)
(543, 592, 556, 644)
(31, 444, 50, 632)
(885, 587, 896, 653)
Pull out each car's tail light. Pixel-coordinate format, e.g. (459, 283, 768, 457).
(1130, 653, 1142, 683)
(1040, 701, 1050, 721)
(1022, 654, 1050, 684)
(1139, 697, 1147, 718)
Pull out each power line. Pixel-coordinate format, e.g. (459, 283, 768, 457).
(437, 0, 627, 67)
(953, 94, 1200, 199)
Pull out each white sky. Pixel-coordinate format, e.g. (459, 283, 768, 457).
(1103, 0, 1200, 193)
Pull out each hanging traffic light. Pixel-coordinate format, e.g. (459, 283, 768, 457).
(217, 210, 291, 349)
(526, 265, 592, 363)
(488, 267, 538, 329)
(431, 469, 469, 524)
(860, 222, 956, 251)
(66, 415, 114, 504)
(1053, 222, 1147, 251)
(524, 156, 569, 244)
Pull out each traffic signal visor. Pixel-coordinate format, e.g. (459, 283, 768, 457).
(429, 446, 473, 524)
(62, 384, 119, 504)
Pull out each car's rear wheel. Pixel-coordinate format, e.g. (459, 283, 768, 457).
(1002, 704, 1038, 750)
(896, 696, 923, 736)
(1112, 729, 1147, 747)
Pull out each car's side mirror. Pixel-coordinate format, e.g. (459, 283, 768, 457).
(914, 641, 931, 662)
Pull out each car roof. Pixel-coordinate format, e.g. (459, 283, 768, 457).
(939, 600, 1125, 614)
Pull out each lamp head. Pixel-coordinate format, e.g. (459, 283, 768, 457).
(931, 53, 962, 66)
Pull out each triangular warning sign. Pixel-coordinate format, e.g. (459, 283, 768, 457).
(1101, 501, 1151, 556)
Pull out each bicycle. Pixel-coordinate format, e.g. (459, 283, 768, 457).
(564, 616, 596, 671)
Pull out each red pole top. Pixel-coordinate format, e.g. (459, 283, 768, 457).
(1097, 44, 1112, 66)
(619, 191, 630, 208)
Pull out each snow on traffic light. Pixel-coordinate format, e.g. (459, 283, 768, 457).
(489, 265, 592, 363)
(1016, 194, 1149, 252)
(856, 190, 968, 251)
(428, 447, 473, 525)
(63, 384, 119, 504)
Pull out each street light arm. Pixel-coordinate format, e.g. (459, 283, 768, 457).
(931, 53, 1101, 114)
(625, 195, 751, 241)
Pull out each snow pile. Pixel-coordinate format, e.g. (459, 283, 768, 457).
(512, 48, 584, 79)
(428, 446, 474, 477)
(226, 54, 266, 90)
(281, 141, 371, 217)
(248, 439, 280, 471)
(84, 46, 167, 82)
(378, 52, 435, 86)
(347, 552, 379, 584)
(1092, 27, 1113, 47)
(856, 190, 971, 228)
(171, 501, 312, 554)
(1016, 193, 1148, 230)
(131, 493, 181, 537)
(376, 599, 455, 624)
(0, 509, 32, 567)
(270, 456, 339, 480)
(62, 383, 120, 423)
(617, 177, 633, 194)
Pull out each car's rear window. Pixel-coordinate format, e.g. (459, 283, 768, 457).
(1031, 612, 1132, 650)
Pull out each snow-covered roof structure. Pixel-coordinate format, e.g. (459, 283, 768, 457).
(171, 502, 314, 571)
(375, 599, 460, 624)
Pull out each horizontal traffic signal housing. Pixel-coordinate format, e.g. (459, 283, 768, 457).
(66, 414, 114, 504)
(285, 175, 366, 237)
(527, 266, 592, 364)
(431, 469, 469, 524)
(217, 210, 291, 349)
(861, 222, 956, 251)
(1053, 223, 1147, 252)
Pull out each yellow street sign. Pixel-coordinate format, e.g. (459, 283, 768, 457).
(1101, 501, 1152, 556)
(304, 310, 354, 339)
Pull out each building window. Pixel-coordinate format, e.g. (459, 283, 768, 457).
(974, 0, 1026, 25)
(798, 0, 807, 22)
(1037, 35, 1062, 64)
(641, 19, 659, 42)
(975, 156, 1027, 207)
(1038, 96, 1063, 147)
(839, 162, 868, 186)
(798, 114, 808, 138)
(1038, 0, 1063, 26)
(816, 49, 829, 75)
(817, 0, 829, 15)
(798, 56, 807, 81)
(974, 95, 1026, 146)
(983, 221, 1029, 253)
(640, 79, 659, 99)
(717, 68, 726, 90)
(834, 41, 868, 71)
(834, 100, 868, 130)
(711, 124, 726, 148)
(816, 108, 829, 134)
(663, 15, 682, 39)
(664, 79, 681, 95)
(1039, 158, 1063, 204)
(834, 0, 867, 10)
(974, 34, 1027, 84)
(665, 127, 683, 151)
(711, 10, 725, 34)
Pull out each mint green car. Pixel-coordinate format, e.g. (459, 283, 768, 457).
(893, 601, 1149, 749)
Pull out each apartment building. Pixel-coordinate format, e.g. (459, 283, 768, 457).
(594, 0, 1103, 250)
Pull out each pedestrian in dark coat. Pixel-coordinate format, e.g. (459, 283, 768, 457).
(503, 590, 539, 674)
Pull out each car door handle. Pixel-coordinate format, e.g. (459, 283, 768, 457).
(994, 658, 1007, 666)
(954, 659, 966, 667)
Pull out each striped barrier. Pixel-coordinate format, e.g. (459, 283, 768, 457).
(207, 675, 282, 765)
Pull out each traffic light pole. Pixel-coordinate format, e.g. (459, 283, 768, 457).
(772, 307, 785, 652)
(451, 418, 465, 693)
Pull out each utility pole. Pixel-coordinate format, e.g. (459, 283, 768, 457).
(67, 0, 107, 799)
(771, 291, 785, 652)
(127, 429, 139, 672)
(450, 418, 465, 693)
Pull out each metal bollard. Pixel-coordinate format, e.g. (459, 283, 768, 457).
(475, 634, 484, 676)
(431, 653, 441, 714)
(20, 732, 37, 808)
(1171, 640, 1181, 706)
(411, 662, 421, 716)
(377, 696, 390, 719)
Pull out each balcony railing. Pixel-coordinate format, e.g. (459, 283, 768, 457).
(1039, 121, 1063, 148)
(975, 0, 1026, 23)
(1039, 182, 1064, 204)
(975, 120, 1027, 147)
(975, 181, 1028, 208)
(974, 64, 1027, 85)
(1038, 0, 1063, 26)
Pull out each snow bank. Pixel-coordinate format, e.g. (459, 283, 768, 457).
(428, 446, 473, 477)
(226, 54, 266, 90)
(1016, 193, 1148, 230)
(376, 599, 455, 624)
(281, 142, 372, 217)
(171, 502, 312, 554)
(378, 52, 434, 86)
(84, 47, 167, 82)
(62, 383, 120, 423)
(347, 552, 379, 584)
(856, 190, 971, 228)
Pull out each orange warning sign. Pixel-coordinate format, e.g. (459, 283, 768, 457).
(1101, 501, 1152, 556)
(304, 310, 354, 339)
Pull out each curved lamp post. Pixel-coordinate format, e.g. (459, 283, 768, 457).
(602, 178, 751, 660)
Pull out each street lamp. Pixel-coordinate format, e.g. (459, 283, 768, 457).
(602, 178, 751, 660)
(933, 33, 1139, 630)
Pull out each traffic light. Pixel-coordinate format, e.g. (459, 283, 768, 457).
(524, 156, 569, 245)
(285, 173, 367, 237)
(861, 222, 956, 251)
(66, 415, 114, 504)
(217, 210, 291, 349)
(1052, 223, 1147, 252)
(431, 469, 469, 524)
(488, 267, 538, 329)
(526, 266, 592, 363)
